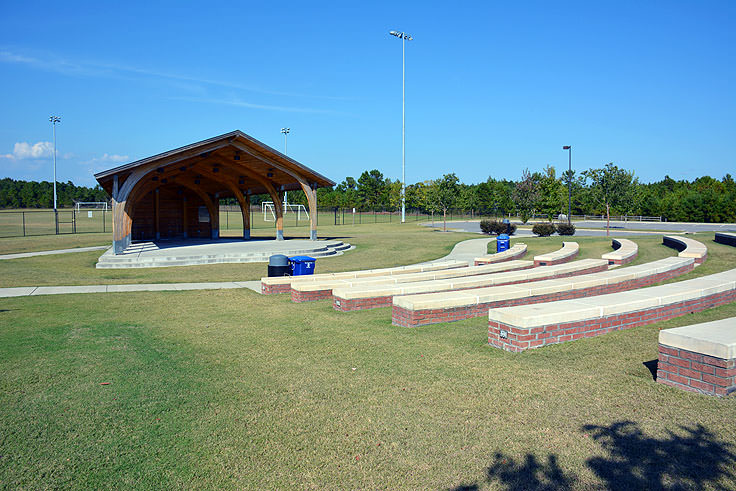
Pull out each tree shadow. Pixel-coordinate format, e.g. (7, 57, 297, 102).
(583, 421, 736, 490)
(643, 359, 659, 380)
(450, 452, 577, 491)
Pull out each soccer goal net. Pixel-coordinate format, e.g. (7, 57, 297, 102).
(74, 201, 109, 216)
(261, 202, 310, 222)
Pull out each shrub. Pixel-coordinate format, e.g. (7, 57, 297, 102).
(556, 222, 576, 236)
(480, 219, 517, 235)
(532, 222, 556, 237)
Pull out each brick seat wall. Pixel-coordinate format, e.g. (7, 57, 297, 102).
(602, 239, 638, 265)
(715, 232, 736, 247)
(533, 242, 579, 267)
(392, 260, 692, 327)
(474, 244, 527, 266)
(657, 345, 735, 397)
(663, 235, 708, 264)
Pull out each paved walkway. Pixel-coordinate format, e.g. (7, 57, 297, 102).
(0, 236, 491, 298)
(0, 245, 109, 261)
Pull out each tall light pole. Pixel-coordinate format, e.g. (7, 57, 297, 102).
(281, 128, 289, 207)
(50, 116, 61, 234)
(389, 29, 412, 223)
(563, 145, 572, 225)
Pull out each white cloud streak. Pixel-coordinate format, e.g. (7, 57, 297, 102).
(1, 141, 55, 160)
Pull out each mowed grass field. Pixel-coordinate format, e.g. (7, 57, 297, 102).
(1, 225, 735, 489)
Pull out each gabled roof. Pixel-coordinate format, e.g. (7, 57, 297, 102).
(94, 130, 335, 196)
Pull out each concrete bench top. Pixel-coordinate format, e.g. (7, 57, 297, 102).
(663, 235, 707, 260)
(292, 260, 532, 293)
(488, 267, 736, 329)
(602, 238, 638, 261)
(334, 258, 608, 300)
(474, 243, 527, 264)
(534, 242, 579, 262)
(261, 259, 467, 286)
(394, 256, 692, 311)
(659, 318, 736, 360)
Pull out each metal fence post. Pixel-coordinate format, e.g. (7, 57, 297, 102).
(22, 211, 26, 236)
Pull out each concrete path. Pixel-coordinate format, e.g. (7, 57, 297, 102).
(0, 236, 497, 298)
(0, 245, 109, 261)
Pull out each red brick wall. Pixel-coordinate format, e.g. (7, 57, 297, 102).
(534, 249, 578, 267)
(657, 344, 735, 397)
(488, 288, 736, 353)
(607, 252, 638, 265)
(392, 262, 691, 327)
(291, 289, 333, 303)
(261, 282, 291, 295)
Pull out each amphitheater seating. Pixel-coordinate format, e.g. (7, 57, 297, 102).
(601, 238, 638, 265)
(291, 260, 534, 302)
(657, 317, 736, 397)
(715, 232, 736, 247)
(334, 258, 609, 312)
(663, 235, 707, 264)
(392, 257, 693, 327)
(260, 259, 467, 294)
(487, 267, 736, 352)
(474, 244, 527, 265)
(533, 242, 579, 266)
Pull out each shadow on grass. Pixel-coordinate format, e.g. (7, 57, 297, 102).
(450, 421, 735, 490)
(643, 359, 658, 380)
(583, 421, 736, 489)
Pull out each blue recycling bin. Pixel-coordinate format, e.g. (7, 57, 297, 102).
(289, 256, 316, 276)
(497, 233, 510, 253)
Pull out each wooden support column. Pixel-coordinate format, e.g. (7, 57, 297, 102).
(243, 192, 251, 240)
(154, 188, 160, 240)
(275, 190, 284, 240)
(112, 174, 132, 254)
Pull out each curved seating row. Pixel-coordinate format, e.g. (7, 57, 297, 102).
(487, 267, 736, 352)
(392, 256, 693, 327)
(657, 317, 736, 397)
(334, 258, 609, 312)
(663, 235, 707, 264)
(533, 242, 579, 266)
(715, 232, 736, 247)
(474, 244, 527, 266)
(260, 259, 467, 294)
(290, 259, 534, 302)
(601, 238, 638, 265)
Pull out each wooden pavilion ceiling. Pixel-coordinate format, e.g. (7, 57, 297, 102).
(94, 130, 334, 199)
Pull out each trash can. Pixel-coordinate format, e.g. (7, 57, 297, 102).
(289, 256, 316, 276)
(502, 218, 511, 235)
(497, 233, 510, 253)
(267, 254, 291, 277)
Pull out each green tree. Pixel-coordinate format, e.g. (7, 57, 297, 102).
(357, 169, 386, 210)
(429, 173, 460, 231)
(582, 162, 637, 235)
(512, 169, 539, 224)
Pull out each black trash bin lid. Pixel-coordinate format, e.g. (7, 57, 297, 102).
(269, 254, 289, 266)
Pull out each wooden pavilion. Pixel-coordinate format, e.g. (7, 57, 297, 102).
(95, 130, 334, 254)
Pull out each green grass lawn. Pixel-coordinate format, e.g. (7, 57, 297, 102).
(1, 229, 735, 489)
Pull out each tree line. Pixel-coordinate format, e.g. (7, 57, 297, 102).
(2, 165, 735, 223)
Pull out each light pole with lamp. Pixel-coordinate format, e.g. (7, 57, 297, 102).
(562, 145, 572, 225)
(50, 116, 61, 234)
(389, 29, 412, 223)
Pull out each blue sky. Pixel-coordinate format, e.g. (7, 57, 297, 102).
(0, 1, 734, 187)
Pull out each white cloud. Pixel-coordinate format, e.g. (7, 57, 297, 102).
(85, 153, 129, 165)
(1, 141, 55, 160)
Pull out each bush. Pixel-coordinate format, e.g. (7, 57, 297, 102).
(480, 219, 517, 235)
(532, 222, 556, 237)
(556, 222, 576, 236)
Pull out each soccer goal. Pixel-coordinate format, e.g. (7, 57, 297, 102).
(75, 201, 109, 217)
(261, 202, 310, 222)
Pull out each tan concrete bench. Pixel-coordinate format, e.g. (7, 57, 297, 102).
(601, 238, 638, 265)
(657, 318, 736, 397)
(533, 242, 579, 266)
(487, 267, 736, 352)
(663, 235, 707, 264)
(291, 259, 533, 302)
(474, 243, 527, 265)
(260, 259, 467, 294)
(334, 258, 608, 312)
(392, 256, 693, 326)
(715, 232, 736, 247)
